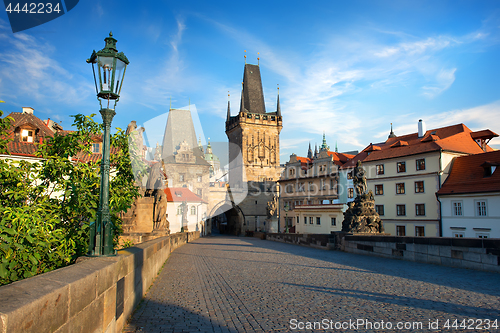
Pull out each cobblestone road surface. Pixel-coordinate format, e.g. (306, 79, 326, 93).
(123, 236, 500, 333)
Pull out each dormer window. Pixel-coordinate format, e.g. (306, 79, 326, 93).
(92, 143, 100, 154)
(21, 129, 34, 142)
(481, 161, 498, 177)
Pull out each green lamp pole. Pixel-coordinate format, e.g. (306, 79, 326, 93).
(86, 32, 129, 256)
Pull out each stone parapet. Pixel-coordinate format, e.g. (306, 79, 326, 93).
(341, 234, 500, 273)
(0, 231, 200, 333)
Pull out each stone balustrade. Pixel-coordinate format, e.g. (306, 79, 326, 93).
(0, 231, 200, 333)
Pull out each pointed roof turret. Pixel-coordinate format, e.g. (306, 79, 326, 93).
(307, 142, 313, 159)
(276, 85, 281, 117)
(335, 141, 338, 153)
(241, 64, 266, 114)
(320, 132, 329, 151)
(226, 92, 231, 121)
(314, 143, 318, 158)
(388, 123, 396, 139)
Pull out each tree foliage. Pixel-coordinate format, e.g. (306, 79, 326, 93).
(0, 111, 145, 285)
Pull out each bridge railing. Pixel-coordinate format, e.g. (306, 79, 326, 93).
(0, 231, 200, 333)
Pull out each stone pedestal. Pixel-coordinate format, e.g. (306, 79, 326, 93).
(342, 191, 384, 233)
(265, 216, 279, 233)
(121, 196, 155, 233)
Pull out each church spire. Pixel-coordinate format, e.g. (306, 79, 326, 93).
(307, 142, 313, 159)
(335, 141, 338, 153)
(227, 92, 231, 121)
(320, 131, 329, 151)
(314, 143, 318, 158)
(276, 84, 281, 117)
(388, 123, 396, 139)
(239, 81, 245, 113)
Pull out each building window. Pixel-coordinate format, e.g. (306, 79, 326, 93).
(397, 161, 406, 173)
(176, 207, 182, 215)
(197, 175, 202, 182)
(396, 204, 406, 216)
(297, 183, 305, 192)
(316, 217, 321, 225)
(415, 226, 425, 236)
(452, 201, 463, 216)
(347, 171, 353, 179)
(414, 181, 424, 193)
(179, 174, 185, 182)
(308, 181, 315, 191)
(476, 233, 489, 238)
(309, 217, 313, 224)
(476, 200, 487, 216)
(376, 164, 384, 175)
(296, 216, 299, 224)
(92, 143, 100, 153)
(453, 232, 464, 238)
(375, 205, 384, 216)
(286, 185, 294, 193)
(375, 185, 384, 195)
(415, 204, 425, 216)
(331, 217, 336, 226)
(289, 168, 295, 177)
(330, 179, 335, 190)
(197, 189, 202, 197)
(396, 183, 405, 194)
(21, 129, 34, 142)
(304, 217, 307, 224)
(348, 188, 354, 198)
(191, 206, 196, 215)
(396, 225, 406, 236)
(416, 158, 425, 171)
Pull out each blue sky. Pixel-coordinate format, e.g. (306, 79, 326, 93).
(1, 0, 500, 161)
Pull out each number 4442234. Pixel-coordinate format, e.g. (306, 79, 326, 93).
(5, 3, 61, 14)
(444, 319, 498, 330)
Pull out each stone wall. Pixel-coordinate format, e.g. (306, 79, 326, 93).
(0, 231, 200, 333)
(341, 234, 500, 273)
(266, 233, 333, 249)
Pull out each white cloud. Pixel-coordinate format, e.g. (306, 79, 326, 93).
(421, 68, 456, 98)
(0, 29, 92, 105)
(373, 100, 500, 146)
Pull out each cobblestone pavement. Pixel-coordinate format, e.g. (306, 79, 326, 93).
(123, 236, 500, 333)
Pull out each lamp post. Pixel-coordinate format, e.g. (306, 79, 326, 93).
(86, 32, 129, 256)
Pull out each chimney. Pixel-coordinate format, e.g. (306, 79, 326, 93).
(418, 119, 426, 138)
(22, 107, 34, 114)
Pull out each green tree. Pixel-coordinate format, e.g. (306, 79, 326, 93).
(0, 111, 145, 285)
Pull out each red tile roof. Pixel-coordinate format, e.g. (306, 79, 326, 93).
(164, 187, 207, 203)
(437, 150, 500, 195)
(355, 124, 494, 164)
(6, 142, 39, 157)
(6, 112, 54, 140)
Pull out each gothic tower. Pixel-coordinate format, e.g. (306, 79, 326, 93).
(225, 64, 283, 184)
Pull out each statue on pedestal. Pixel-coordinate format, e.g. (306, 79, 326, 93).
(342, 161, 384, 233)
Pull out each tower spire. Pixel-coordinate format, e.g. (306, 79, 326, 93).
(276, 84, 281, 117)
(321, 131, 329, 150)
(335, 141, 338, 153)
(227, 91, 231, 121)
(388, 123, 396, 139)
(307, 142, 313, 159)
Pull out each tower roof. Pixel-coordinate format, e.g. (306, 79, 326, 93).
(241, 64, 266, 114)
(162, 108, 202, 159)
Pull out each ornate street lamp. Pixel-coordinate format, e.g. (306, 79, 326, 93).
(86, 32, 129, 256)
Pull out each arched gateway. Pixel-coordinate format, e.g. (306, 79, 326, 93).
(208, 201, 245, 235)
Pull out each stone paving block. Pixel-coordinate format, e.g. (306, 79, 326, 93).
(123, 236, 500, 333)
